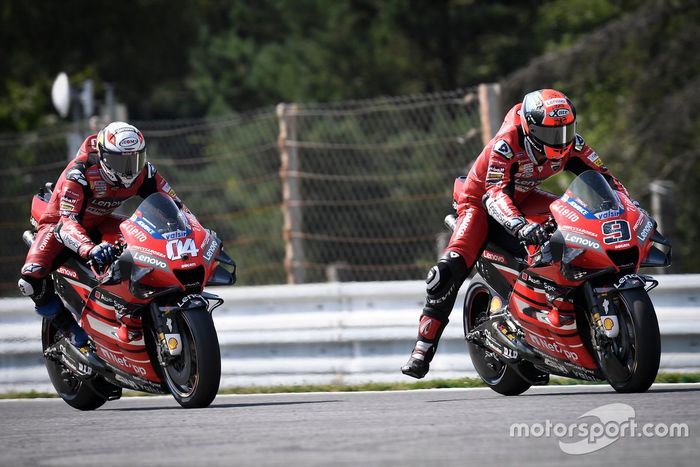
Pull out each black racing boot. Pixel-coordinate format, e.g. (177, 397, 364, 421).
(401, 359, 430, 379)
(53, 306, 88, 347)
(401, 345, 432, 379)
(52, 306, 104, 369)
(401, 316, 445, 379)
(402, 252, 469, 379)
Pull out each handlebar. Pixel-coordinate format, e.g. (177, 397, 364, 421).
(87, 240, 127, 280)
(542, 215, 557, 234)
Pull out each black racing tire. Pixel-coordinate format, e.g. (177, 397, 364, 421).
(463, 280, 531, 396)
(162, 309, 221, 408)
(41, 318, 109, 411)
(607, 289, 660, 393)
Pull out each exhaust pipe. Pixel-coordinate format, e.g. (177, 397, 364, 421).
(444, 214, 457, 232)
(22, 230, 35, 247)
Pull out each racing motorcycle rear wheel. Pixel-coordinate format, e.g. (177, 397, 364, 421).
(463, 281, 531, 396)
(41, 317, 114, 411)
(159, 309, 221, 408)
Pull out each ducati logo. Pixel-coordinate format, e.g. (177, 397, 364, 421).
(166, 238, 199, 260)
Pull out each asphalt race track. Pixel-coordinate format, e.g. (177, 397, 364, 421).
(1, 384, 698, 466)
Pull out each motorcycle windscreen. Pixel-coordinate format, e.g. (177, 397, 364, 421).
(563, 170, 624, 215)
(132, 192, 190, 238)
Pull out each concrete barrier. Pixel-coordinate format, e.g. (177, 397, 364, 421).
(1, 275, 698, 393)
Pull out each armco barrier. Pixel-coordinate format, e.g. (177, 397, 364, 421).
(1, 275, 698, 393)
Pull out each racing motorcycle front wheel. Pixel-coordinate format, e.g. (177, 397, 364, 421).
(603, 288, 660, 393)
(463, 280, 532, 396)
(158, 309, 221, 408)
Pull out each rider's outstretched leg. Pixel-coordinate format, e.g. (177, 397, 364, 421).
(402, 252, 470, 379)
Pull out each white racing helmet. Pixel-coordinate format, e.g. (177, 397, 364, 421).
(96, 122, 147, 187)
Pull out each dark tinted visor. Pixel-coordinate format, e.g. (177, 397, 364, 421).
(529, 122, 576, 148)
(102, 150, 147, 177)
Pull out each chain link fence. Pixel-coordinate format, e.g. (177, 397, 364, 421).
(0, 87, 491, 294)
(278, 89, 485, 283)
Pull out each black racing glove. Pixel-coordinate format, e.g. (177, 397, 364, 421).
(89, 242, 116, 273)
(518, 223, 549, 246)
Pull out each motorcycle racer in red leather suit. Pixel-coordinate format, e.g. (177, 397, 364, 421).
(402, 89, 631, 379)
(18, 122, 181, 351)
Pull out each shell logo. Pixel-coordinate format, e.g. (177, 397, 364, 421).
(490, 296, 503, 313)
(603, 318, 615, 331)
(167, 337, 179, 350)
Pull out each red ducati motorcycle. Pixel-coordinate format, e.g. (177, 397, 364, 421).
(23, 187, 236, 410)
(447, 171, 672, 395)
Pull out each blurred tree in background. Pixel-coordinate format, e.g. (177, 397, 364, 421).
(2, 0, 637, 128)
(0, 0, 205, 130)
(187, 0, 547, 112)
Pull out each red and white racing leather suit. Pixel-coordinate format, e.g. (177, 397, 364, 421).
(20, 134, 180, 302)
(448, 103, 627, 267)
(408, 103, 628, 367)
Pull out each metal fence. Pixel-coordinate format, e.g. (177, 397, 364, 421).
(0, 87, 492, 293)
(2, 275, 698, 393)
(278, 90, 486, 283)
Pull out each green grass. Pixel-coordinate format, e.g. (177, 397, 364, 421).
(2, 372, 699, 399)
(0, 390, 56, 399)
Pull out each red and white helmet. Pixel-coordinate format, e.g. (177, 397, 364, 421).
(520, 89, 576, 161)
(96, 122, 147, 187)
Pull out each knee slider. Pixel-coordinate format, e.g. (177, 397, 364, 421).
(425, 252, 469, 293)
(424, 251, 469, 312)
